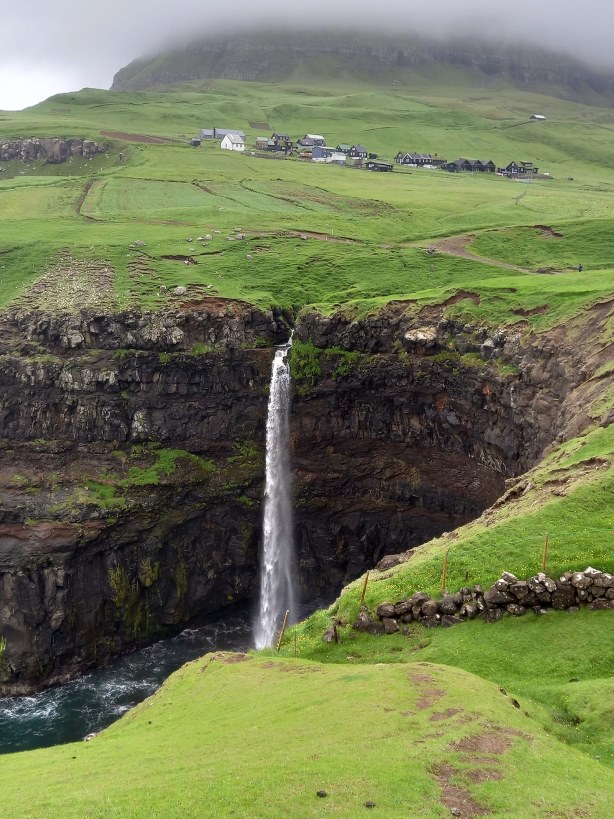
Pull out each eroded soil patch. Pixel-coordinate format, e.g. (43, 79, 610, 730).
(431, 763, 490, 818)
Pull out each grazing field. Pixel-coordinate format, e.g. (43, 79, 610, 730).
(1, 76, 614, 318)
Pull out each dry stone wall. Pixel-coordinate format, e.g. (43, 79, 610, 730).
(348, 568, 614, 638)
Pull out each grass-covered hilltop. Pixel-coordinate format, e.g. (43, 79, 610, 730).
(0, 29, 612, 817)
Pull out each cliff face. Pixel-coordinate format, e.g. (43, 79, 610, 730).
(0, 297, 600, 693)
(111, 30, 614, 102)
(0, 139, 102, 164)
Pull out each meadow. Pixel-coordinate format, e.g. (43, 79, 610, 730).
(1, 75, 614, 320)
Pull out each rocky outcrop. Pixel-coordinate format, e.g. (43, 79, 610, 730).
(0, 138, 102, 164)
(0, 294, 609, 692)
(351, 567, 614, 636)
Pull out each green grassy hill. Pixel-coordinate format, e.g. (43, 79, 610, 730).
(0, 72, 612, 814)
(1, 77, 614, 317)
(1, 653, 612, 818)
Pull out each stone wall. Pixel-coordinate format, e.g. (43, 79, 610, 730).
(348, 568, 614, 638)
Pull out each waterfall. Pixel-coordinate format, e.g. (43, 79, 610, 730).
(254, 338, 295, 649)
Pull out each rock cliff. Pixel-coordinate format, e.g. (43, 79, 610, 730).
(0, 138, 102, 164)
(0, 295, 608, 693)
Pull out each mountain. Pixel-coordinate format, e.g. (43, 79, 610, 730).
(111, 29, 614, 104)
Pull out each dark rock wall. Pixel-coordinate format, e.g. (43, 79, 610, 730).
(0, 300, 591, 692)
(0, 138, 102, 164)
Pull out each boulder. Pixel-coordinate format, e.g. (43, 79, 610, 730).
(393, 600, 412, 617)
(423, 615, 441, 628)
(382, 617, 399, 634)
(459, 602, 478, 619)
(506, 604, 527, 616)
(481, 608, 503, 623)
(551, 585, 577, 610)
(571, 572, 591, 590)
(509, 581, 529, 599)
(483, 587, 513, 607)
(438, 595, 458, 615)
(376, 603, 396, 620)
(590, 599, 614, 610)
(421, 599, 439, 617)
(527, 576, 546, 594)
(441, 615, 463, 627)
(501, 572, 518, 584)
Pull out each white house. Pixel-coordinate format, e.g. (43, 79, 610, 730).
(221, 134, 245, 152)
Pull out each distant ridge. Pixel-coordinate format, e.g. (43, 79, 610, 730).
(111, 29, 614, 104)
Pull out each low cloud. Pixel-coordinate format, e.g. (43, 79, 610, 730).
(1, 1, 614, 108)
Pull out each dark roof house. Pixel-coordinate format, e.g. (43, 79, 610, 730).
(348, 144, 368, 159)
(444, 158, 495, 173)
(200, 127, 245, 139)
(298, 134, 325, 147)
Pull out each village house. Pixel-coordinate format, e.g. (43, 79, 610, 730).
(444, 158, 495, 173)
(312, 146, 346, 164)
(298, 134, 325, 147)
(336, 144, 351, 154)
(220, 133, 245, 152)
(395, 152, 447, 167)
(271, 133, 292, 146)
(200, 127, 245, 140)
(255, 137, 270, 150)
(189, 138, 202, 147)
(348, 144, 368, 159)
(498, 161, 539, 177)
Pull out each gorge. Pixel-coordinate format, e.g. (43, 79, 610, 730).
(0, 291, 603, 695)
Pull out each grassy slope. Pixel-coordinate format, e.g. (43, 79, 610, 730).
(1, 77, 614, 317)
(288, 423, 614, 768)
(1, 654, 612, 818)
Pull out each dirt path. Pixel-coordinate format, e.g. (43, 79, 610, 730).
(427, 235, 531, 273)
(100, 130, 181, 145)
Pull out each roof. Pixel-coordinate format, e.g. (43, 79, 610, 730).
(218, 129, 245, 138)
(272, 133, 291, 140)
(305, 134, 324, 140)
(222, 134, 245, 145)
(200, 129, 215, 138)
(351, 145, 367, 152)
(337, 144, 351, 150)
(531, 114, 547, 120)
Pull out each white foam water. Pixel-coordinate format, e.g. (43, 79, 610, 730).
(254, 339, 296, 649)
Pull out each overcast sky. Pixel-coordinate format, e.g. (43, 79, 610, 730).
(1, 1, 614, 109)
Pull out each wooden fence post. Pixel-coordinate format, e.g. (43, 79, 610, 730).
(276, 610, 290, 652)
(360, 572, 370, 607)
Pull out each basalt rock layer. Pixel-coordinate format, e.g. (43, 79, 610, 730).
(112, 30, 614, 105)
(0, 138, 102, 164)
(0, 296, 609, 693)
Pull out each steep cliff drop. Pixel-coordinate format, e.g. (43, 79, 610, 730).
(255, 338, 295, 649)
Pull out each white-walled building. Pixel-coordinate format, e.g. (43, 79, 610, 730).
(221, 134, 245, 152)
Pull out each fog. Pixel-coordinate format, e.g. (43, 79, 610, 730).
(1, 1, 613, 108)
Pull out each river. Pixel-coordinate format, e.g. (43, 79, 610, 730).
(0, 608, 252, 755)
